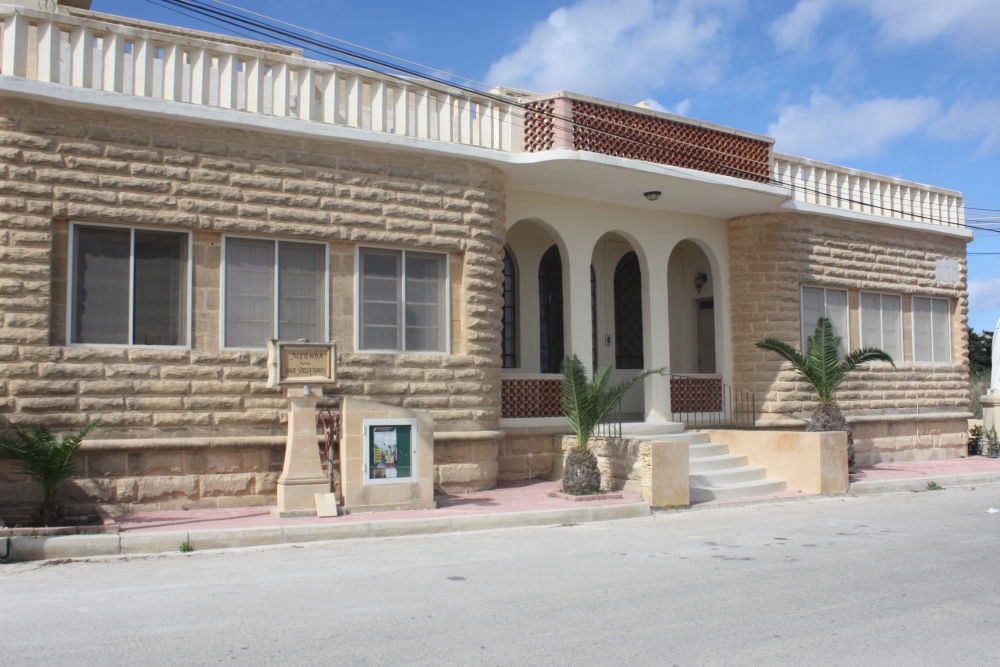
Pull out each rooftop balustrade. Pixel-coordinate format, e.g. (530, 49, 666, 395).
(0, 5, 964, 229)
(0, 5, 518, 151)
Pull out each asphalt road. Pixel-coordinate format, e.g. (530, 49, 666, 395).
(4, 486, 1000, 666)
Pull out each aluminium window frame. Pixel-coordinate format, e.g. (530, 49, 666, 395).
(858, 290, 903, 361)
(354, 245, 451, 354)
(220, 235, 331, 351)
(66, 220, 193, 349)
(910, 295, 952, 365)
(799, 285, 850, 353)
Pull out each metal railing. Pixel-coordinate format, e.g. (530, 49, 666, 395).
(594, 398, 623, 439)
(670, 374, 757, 430)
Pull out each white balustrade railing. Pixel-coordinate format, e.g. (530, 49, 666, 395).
(774, 154, 965, 228)
(0, 6, 518, 152)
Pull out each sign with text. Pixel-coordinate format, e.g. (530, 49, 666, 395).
(266, 340, 337, 387)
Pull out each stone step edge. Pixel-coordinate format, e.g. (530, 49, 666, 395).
(2, 503, 651, 563)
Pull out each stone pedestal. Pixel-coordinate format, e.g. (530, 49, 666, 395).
(983, 393, 1000, 440)
(273, 386, 329, 517)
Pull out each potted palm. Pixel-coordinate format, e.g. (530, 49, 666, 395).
(756, 317, 894, 470)
(560, 354, 663, 494)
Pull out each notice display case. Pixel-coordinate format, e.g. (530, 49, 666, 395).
(364, 418, 418, 484)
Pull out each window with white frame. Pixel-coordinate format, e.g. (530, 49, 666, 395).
(801, 286, 848, 355)
(860, 292, 902, 360)
(359, 247, 448, 352)
(912, 297, 951, 363)
(70, 224, 189, 346)
(224, 238, 327, 348)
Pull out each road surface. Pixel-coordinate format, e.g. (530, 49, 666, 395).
(4, 486, 1000, 665)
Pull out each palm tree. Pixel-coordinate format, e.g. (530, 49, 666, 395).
(756, 317, 894, 469)
(560, 354, 664, 494)
(0, 420, 99, 525)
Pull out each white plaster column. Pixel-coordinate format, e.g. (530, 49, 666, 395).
(644, 253, 671, 423)
(564, 240, 594, 371)
(274, 386, 329, 516)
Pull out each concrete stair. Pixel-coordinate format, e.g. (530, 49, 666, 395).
(686, 432, 787, 503)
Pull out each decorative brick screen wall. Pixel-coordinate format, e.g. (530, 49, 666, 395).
(523, 100, 557, 152)
(520, 96, 772, 183)
(670, 375, 723, 412)
(501, 377, 564, 418)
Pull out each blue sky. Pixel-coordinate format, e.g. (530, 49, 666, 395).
(93, 0, 1000, 333)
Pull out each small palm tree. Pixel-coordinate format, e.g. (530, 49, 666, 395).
(0, 420, 99, 525)
(560, 354, 664, 494)
(756, 317, 894, 468)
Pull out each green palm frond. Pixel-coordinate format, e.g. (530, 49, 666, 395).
(756, 317, 894, 404)
(0, 420, 99, 522)
(561, 355, 664, 449)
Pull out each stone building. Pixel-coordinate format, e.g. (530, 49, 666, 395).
(0, 1, 971, 515)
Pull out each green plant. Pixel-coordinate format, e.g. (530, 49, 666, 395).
(179, 540, 193, 553)
(0, 420, 99, 525)
(560, 354, 664, 494)
(756, 317, 894, 469)
(926, 481, 942, 491)
(970, 369, 990, 419)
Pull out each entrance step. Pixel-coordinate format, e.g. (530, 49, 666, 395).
(687, 434, 787, 503)
(691, 464, 768, 487)
(689, 453, 749, 473)
(690, 478, 789, 503)
(620, 422, 685, 437)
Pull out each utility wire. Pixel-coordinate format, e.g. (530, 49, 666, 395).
(146, 0, 1000, 233)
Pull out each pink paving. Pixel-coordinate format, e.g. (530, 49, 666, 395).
(849, 455, 1000, 482)
(101, 457, 1000, 534)
(112, 480, 642, 533)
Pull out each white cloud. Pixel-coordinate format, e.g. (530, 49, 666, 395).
(931, 99, 1000, 155)
(970, 277, 1000, 311)
(865, 0, 1000, 51)
(769, 0, 834, 52)
(635, 98, 668, 112)
(767, 92, 940, 161)
(485, 0, 740, 100)
(770, 0, 1000, 53)
(671, 98, 692, 116)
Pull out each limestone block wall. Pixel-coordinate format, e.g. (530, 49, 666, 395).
(729, 213, 970, 463)
(498, 426, 564, 482)
(0, 96, 506, 513)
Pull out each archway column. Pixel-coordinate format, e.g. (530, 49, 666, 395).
(644, 255, 671, 422)
(564, 238, 595, 374)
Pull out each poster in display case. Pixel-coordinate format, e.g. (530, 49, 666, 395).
(364, 418, 416, 483)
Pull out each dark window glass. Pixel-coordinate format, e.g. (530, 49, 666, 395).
(501, 248, 517, 368)
(538, 245, 564, 373)
(614, 251, 643, 369)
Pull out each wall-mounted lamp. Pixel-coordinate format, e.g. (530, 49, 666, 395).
(694, 272, 708, 293)
(643, 190, 661, 201)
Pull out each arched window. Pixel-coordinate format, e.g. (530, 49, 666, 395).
(614, 251, 643, 369)
(538, 245, 564, 373)
(501, 248, 517, 369)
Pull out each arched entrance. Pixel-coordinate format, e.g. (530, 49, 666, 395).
(503, 220, 567, 374)
(592, 233, 645, 421)
(668, 240, 716, 374)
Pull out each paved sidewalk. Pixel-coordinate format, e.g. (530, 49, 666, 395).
(5, 456, 1000, 562)
(848, 455, 1000, 494)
